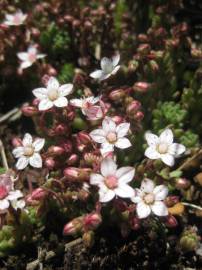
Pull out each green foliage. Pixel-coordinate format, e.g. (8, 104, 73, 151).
(114, 0, 128, 37)
(179, 130, 199, 148)
(58, 63, 75, 83)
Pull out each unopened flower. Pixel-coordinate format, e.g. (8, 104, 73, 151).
(12, 133, 45, 170)
(70, 96, 104, 120)
(90, 54, 120, 81)
(144, 129, 186, 166)
(32, 77, 73, 111)
(131, 178, 168, 219)
(90, 158, 135, 203)
(90, 117, 131, 156)
(3, 10, 27, 26)
(17, 46, 46, 69)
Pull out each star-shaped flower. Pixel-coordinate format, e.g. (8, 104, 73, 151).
(3, 10, 27, 26)
(90, 54, 120, 81)
(32, 77, 73, 111)
(90, 158, 135, 203)
(17, 46, 46, 69)
(12, 133, 45, 170)
(144, 128, 186, 166)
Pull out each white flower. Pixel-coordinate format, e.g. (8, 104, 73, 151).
(90, 54, 120, 81)
(90, 158, 135, 203)
(3, 10, 27, 26)
(17, 46, 46, 69)
(12, 133, 45, 170)
(144, 128, 186, 166)
(11, 199, 26, 210)
(32, 77, 73, 111)
(90, 117, 131, 156)
(131, 178, 168, 219)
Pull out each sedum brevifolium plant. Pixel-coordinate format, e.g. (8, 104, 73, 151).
(0, 0, 201, 262)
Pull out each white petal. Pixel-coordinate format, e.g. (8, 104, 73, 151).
(111, 65, 120, 75)
(11, 199, 25, 210)
(53, 97, 68, 107)
(7, 190, 23, 200)
(28, 46, 37, 54)
(151, 201, 168, 216)
(112, 54, 120, 66)
(17, 53, 28, 61)
(115, 137, 131, 149)
(159, 129, 173, 145)
(33, 138, 45, 152)
(70, 99, 83, 108)
(101, 57, 113, 72)
(38, 99, 53, 111)
(161, 153, 175, 166)
(136, 202, 151, 219)
(32, 88, 48, 99)
(16, 157, 29, 170)
(90, 70, 104, 79)
(131, 189, 143, 203)
(115, 184, 134, 198)
(144, 146, 161, 159)
(29, 153, 42, 168)
(20, 61, 32, 69)
(145, 132, 159, 146)
(22, 133, 33, 146)
(153, 185, 168, 200)
(59, 84, 73, 96)
(168, 143, 186, 157)
(47, 77, 59, 90)
(0, 199, 9, 210)
(140, 178, 155, 193)
(99, 189, 115, 203)
(99, 73, 111, 81)
(36, 54, 46, 59)
(116, 166, 135, 184)
(102, 117, 116, 132)
(116, 123, 130, 138)
(100, 158, 117, 177)
(90, 129, 106, 143)
(100, 143, 114, 156)
(12, 147, 24, 158)
(90, 173, 104, 185)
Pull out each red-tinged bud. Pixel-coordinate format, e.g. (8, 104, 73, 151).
(138, 34, 149, 42)
(149, 60, 159, 72)
(165, 215, 178, 228)
(64, 15, 74, 23)
(73, 73, 85, 86)
(154, 27, 167, 38)
(137, 44, 151, 55)
(26, 194, 39, 206)
(126, 100, 141, 116)
(30, 188, 47, 201)
(12, 137, 22, 147)
(54, 124, 68, 135)
(175, 178, 191, 190)
(84, 20, 93, 31)
(32, 98, 40, 107)
(109, 89, 125, 101)
(82, 231, 94, 248)
(78, 131, 92, 145)
(21, 105, 38, 116)
(83, 212, 102, 231)
(63, 217, 83, 235)
(48, 146, 65, 156)
(84, 153, 101, 166)
(47, 66, 57, 76)
(133, 82, 151, 93)
(61, 141, 72, 153)
(31, 28, 40, 37)
(78, 189, 90, 201)
(64, 167, 91, 182)
(44, 157, 56, 170)
(130, 217, 140, 230)
(66, 110, 75, 121)
(111, 115, 124, 125)
(66, 154, 78, 165)
(41, 75, 50, 86)
(114, 199, 128, 212)
(72, 19, 80, 28)
(0, 24, 9, 30)
(165, 196, 179, 207)
(134, 111, 144, 121)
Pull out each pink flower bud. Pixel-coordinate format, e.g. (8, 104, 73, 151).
(63, 217, 83, 235)
(61, 141, 72, 153)
(54, 124, 68, 135)
(137, 34, 149, 42)
(41, 75, 50, 86)
(44, 157, 56, 170)
(30, 188, 47, 201)
(134, 111, 144, 121)
(133, 82, 151, 93)
(64, 15, 74, 23)
(130, 217, 140, 230)
(137, 44, 151, 55)
(165, 215, 178, 228)
(111, 115, 124, 125)
(32, 98, 40, 107)
(78, 131, 92, 145)
(165, 196, 179, 207)
(83, 212, 102, 231)
(109, 89, 125, 101)
(21, 105, 38, 116)
(175, 178, 191, 190)
(66, 154, 78, 165)
(64, 167, 91, 182)
(26, 194, 39, 206)
(126, 100, 141, 115)
(12, 137, 22, 147)
(48, 146, 65, 156)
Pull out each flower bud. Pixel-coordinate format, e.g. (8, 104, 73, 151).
(165, 196, 179, 207)
(66, 154, 78, 166)
(133, 82, 151, 93)
(111, 115, 124, 125)
(134, 111, 144, 121)
(48, 146, 65, 156)
(175, 178, 191, 190)
(63, 167, 91, 182)
(54, 124, 68, 135)
(21, 106, 38, 116)
(61, 141, 72, 153)
(130, 217, 140, 230)
(30, 188, 47, 201)
(32, 98, 40, 107)
(83, 212, 102, 231)
(109, 89, 125, 101)
(165, 215, 178, 228)
(44, 157, 56, 170)
(41, 75, 50, 86)
(137, 34, 149, 42)
(63, 217, 83, 235)
(78, 131, 92, 145)
(12, 137, 22, 147)
(137, 44, 151, 55)
(179, 227, 200, 252)
(126, 100, 141, 116)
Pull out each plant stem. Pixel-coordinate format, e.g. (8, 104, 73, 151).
(0, 139, 9, 170)
(182, 202, 202, 211)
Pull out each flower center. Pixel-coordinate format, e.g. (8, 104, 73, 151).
(157, 143, 168, 154)
(0, 186, 8, 200)
(105, 175, 118, 189)
(28, 52, 37, 63)
(24, 146, 34, 157)
(143, 193, 155, 205)
(106, 132, 117, 144)
(48, 88, 59, 101)
(13, 15, 21, 24)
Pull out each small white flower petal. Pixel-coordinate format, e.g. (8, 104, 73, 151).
(168, 143, 186, 157)
(0, 199, 9, 210)
(29, 153, 42, 168)
(100, 158, 117, 177)
(38, 99, 53, 111)
(99, 73, 111, 81)
(7, 190, 23, 200)
(161, 153, 175, 166)
(22, 133, 33, 146)
(136, 202, 151, 219)
(159, 129, 173, 145)
(59, 84, 73, 96)
(111, 65, 120, 75)
(115, 184, 134, 198)
(116, 166, 135, 184)
(16, 157, 29, 170)
(90, 173, 104, 185)
(101, 57, 113, 72)
(99, 189, 115, 203)
(102, 117, 116, 132)
(47, 77, 60, 91)
(32, 138, 45, 152)
(20, 61, 32, 69)
(12, 147, 24, 158)
(32, 88, 48, 99)
(140, 178, 155, 193)
(28, 46, 37, 54)
(90, 129, 106, 143)
(131, 189, 143, 203)
(151, 201, 168, 216)
(70, 99, 83, 108)
(116, 123, 130, 138)
(144, 146, 161, 159)
(145, 132, 159, 146)
(112, 54, 120, 67)
(100, 143, 114, 156)
(90, 70, 104, 79)
(17, 52, 28, 61)
(115, 137, 131, 149)
(36, 54, 46, 59)
(53, 97, 68, 107)
(153, 185, 168, 201)
(11, 199, 25, 210)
